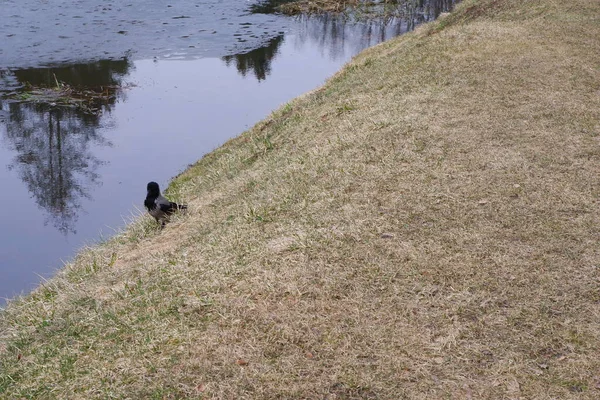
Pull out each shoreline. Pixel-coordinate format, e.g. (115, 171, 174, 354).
(2, 0, 600, 397)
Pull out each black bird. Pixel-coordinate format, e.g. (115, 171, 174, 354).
(144, 181, 187, 227)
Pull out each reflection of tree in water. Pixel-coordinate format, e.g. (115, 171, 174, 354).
(413, 0, 457, 19)
(12, 59, 131, 115)
(249, 0, 457, 19)
(231, 0, 458, 79)
(0, 59, 131, 234)
(12, 59, 131, 90)
(222, 35, 284, 81)
(293, 0, 459, 60)
(286, 14, 395, 61)
(2, 103, 108, 234)
(0, 69, 22, 92)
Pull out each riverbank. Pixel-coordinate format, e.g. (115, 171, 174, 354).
(2, 0, 599, 398)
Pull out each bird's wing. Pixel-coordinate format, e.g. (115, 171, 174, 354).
(156, 195, 176, 213)
(159, 203, 175, 213)
(144, 197, 157, 211)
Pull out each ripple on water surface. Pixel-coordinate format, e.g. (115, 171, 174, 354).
(0, 0, 293, 68)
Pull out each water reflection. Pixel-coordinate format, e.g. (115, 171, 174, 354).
(0, 60, 132, 234)
(291, 0, 461, 50)
(233, 0, 459, 81)
(413, 0, 457, 19)
(222, 35, 284, 81)
(0, 1, 463, 303)
(11, 59, 131, 91)
(249, 0, 458, 19)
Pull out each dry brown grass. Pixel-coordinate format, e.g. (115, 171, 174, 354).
(2, 0, 600, 398)
(278, 0, 351, 15)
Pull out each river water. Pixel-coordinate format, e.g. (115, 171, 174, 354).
(0, 0, 458, 304)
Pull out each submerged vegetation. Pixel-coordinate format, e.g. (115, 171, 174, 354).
(2, 0, 600, 398)
(3, 81, 120, 115)
(0, 60, 131, 115)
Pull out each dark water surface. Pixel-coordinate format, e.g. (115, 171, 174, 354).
(0, 0, 458, 304)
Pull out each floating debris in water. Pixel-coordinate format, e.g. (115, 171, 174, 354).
(1, 75, 130, 115)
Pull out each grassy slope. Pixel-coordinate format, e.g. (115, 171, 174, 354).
(2, 0, 600, 398)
